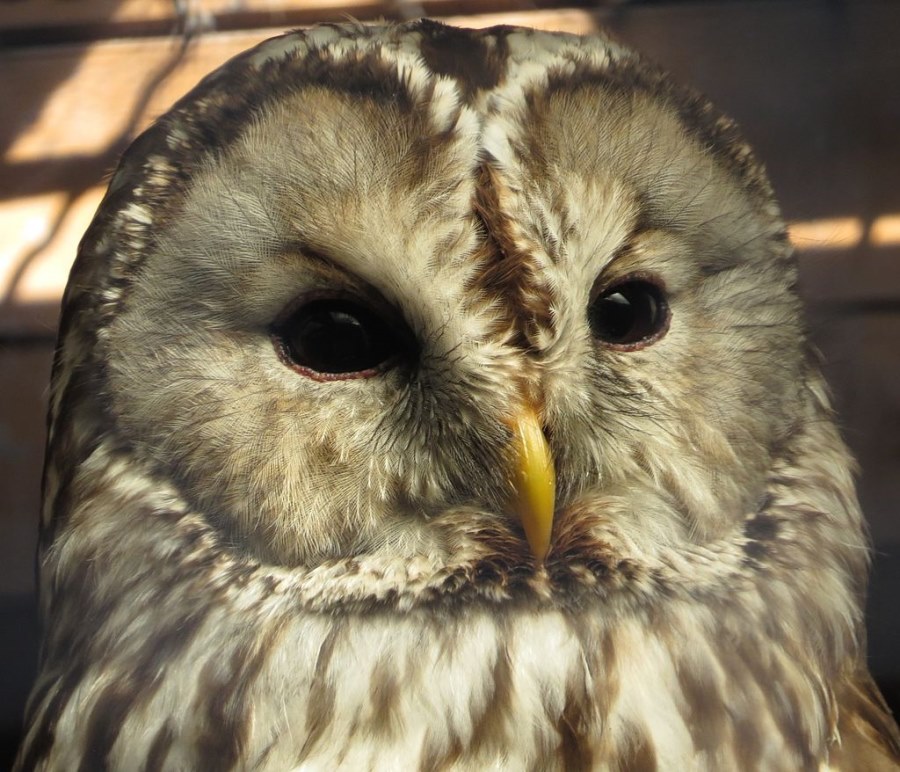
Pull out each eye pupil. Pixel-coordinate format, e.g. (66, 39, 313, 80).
(275, 299, 399, 377)
(588, 279, 668, 347)
(301, 310, 369, 371)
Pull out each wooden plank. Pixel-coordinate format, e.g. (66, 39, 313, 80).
(0, 0, 598, 45)
(0, 0, 176, 28)
(0, 0, 576, 29)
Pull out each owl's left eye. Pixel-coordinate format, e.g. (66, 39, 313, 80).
(272, 298, 405, 380)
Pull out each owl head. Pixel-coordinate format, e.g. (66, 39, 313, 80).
(46, 20, 812, 577)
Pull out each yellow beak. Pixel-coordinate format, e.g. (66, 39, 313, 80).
(509, 410, 556, 562)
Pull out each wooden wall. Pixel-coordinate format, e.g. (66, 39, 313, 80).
(1, 0, 898, 761)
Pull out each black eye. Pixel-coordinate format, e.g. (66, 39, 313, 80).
(588, 278, 669, 349)
(272, 298, 404, 379)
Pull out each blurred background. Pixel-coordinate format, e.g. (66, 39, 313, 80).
(1, 0, 898, 765)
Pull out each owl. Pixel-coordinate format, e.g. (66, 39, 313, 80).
(15, 19, 900, 771)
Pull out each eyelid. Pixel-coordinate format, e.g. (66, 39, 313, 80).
(276, 241, 414, 323)
(589, 269, 669, 303)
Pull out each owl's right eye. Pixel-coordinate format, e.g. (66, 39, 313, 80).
(272, 298, 405, 380)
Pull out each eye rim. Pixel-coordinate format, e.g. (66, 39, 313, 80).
(588, 272, 671, 351)
(270, 290, 413, 382)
